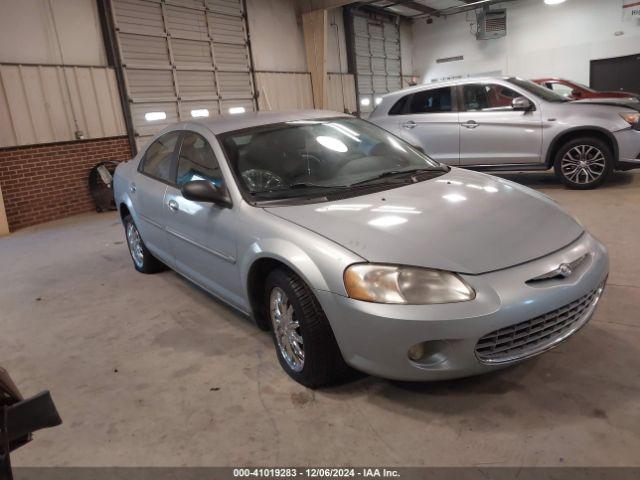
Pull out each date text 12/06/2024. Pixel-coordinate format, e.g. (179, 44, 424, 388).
(233, 468, 401, 478)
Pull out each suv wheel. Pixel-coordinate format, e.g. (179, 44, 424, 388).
(123, 214, 165, 274)
(264, 268, 352, 388)
(554, 137, 613, 189)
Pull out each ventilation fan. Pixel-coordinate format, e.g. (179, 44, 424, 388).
(476, 7, 506, 40)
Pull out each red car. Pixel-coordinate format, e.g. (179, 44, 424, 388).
(533, 78, 639, 100)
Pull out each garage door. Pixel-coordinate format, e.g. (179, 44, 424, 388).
(351, 11, 402, 115)
(111, 0, 256, 150)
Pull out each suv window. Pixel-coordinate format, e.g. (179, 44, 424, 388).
(408, 87, 453, 114)
(140, 131, 180, 182)
(176, 132, 224, 187)
(462, 84, 522, 111)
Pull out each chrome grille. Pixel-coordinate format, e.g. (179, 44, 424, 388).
(475, 285, 604, 364)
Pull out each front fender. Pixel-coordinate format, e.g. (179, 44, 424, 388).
(239, 238, 337, 297)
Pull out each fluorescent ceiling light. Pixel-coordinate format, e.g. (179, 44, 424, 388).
(228, 107, 246, 114)
(544, 0, 566, 4)
(375, 97, 383, 105)
(145, 111, 166, 122)
(191, 109, 209, 118)
(360, 98, 371, 107)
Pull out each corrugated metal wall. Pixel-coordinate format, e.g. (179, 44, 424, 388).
(111, 0, 256, 150)
(0, 64, 126, 148)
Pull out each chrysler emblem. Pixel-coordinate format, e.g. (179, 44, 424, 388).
(530, 254, 588, 282)
(557, 263, 573, 278)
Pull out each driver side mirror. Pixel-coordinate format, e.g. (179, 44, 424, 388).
(181, 180, 232, 208)
(512, 96, 532, 111)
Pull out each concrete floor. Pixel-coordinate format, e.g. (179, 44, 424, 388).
(2, 171, 640, 467)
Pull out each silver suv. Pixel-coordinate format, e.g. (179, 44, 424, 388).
(369, 77, 640, 189)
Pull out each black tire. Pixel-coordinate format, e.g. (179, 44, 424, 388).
(123, 214, 165, 274)
(264, 268, 352, 388)
(553, 137, 613, 189)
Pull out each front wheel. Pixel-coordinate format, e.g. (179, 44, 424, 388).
(264, 268, 352, 388)
(123, 214, 165, 274)
(554, 137, 613, 189)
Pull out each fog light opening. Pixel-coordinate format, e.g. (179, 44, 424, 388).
(407, 343, 426, 362)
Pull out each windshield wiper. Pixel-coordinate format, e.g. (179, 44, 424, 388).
(348, 167, 442, 187)
(251, 183, 349, 195)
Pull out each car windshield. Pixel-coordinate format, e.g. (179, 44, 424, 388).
(508, 78, 569, 102)
(219, 118, 447, 201)
(571, 80, 594, 92)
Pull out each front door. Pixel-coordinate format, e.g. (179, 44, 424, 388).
(458, 83, 543, 166)
(131, 131, 181, 265)
(392, 86, 460, 165)
(163, 127, 243, 309)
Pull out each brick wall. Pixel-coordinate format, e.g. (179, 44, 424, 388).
(0, 136, 132, 231)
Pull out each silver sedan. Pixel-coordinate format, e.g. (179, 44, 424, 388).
(114, 111, 608, 387)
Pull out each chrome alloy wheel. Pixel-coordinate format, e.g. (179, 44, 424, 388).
(269, 287, 304, 372)
(561, 145, 606, 185)
(126, 222, 144, 269)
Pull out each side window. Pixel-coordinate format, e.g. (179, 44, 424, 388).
(176, 132, 224, 187)
(388, 95, 409, 115)
(463, 84, 523, 111)
(408, 87, 453, 114)
(140, 131, 180, 182)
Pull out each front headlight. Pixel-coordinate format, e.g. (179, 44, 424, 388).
(343, 264, 475, 305)
(619, 112, 640, 126)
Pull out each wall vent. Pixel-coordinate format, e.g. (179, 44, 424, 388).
(436, 55, 464, 64)
(476, 8, 506, 40)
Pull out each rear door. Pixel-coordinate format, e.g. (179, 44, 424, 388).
(458, 82, 543, 166)
(388, 86, 460, 165)
(131, 131, 181, 265)
(163, 126, 243, 309)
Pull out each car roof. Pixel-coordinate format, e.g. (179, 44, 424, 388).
(378, 76, 519, 100)
(189, 109, 352, 135)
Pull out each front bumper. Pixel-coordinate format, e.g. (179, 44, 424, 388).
(316, 232, 608, 381)
(613, 127, 640, 170)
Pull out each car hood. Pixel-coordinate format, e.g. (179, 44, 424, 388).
(265, 169, 584, 275)
(572, 98, 640, 111)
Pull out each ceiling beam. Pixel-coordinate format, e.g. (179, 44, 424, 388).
(412, 0, 516, 17)
(370, 0, 440, 17)
(298, 0, 378, 14)
(398, 1, 440, 15)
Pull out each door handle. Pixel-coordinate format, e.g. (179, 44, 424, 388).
(462, 120, 479, 129)
(130, 183, 136, 194)
(402, 121, 417, 129)
(168, 199, 179, 212)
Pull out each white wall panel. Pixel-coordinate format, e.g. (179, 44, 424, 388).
(0, 0, 107, 66)
(327, 73, 357, 114)
(412, 0, 640, 85)
(255, 72, 314, 110)
(0, 65, 126, 147)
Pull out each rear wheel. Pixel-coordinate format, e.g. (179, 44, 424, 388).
(264, 268, 352, 388)
(554, 137, 613, 189)
(123, 214, 165, 274)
